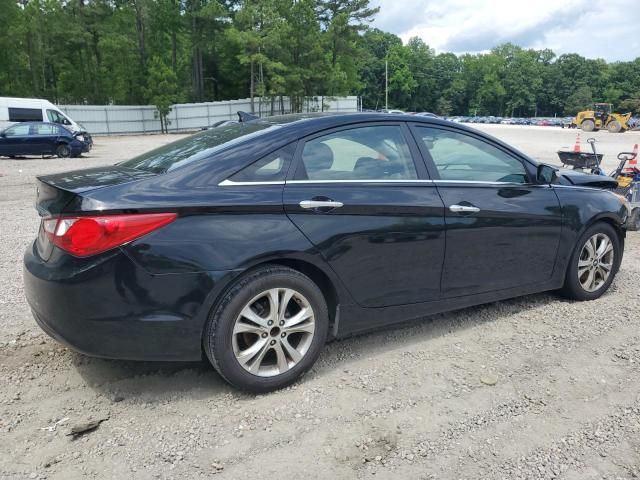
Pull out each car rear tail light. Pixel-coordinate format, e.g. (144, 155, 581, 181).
(42, 213, 177, 257)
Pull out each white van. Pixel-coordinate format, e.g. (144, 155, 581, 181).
(0, 97, 84, 133)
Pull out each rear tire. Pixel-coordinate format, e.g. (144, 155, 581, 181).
(203, 265, 329, 393)
(561, 222, 621, 301)
(56, 144, 71, 158)
(581, 119, 595, 132)
(607, 121, 622, 133)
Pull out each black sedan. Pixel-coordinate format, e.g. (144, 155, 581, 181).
(0, 122, 91, 158)
(24, 113, 631, 392)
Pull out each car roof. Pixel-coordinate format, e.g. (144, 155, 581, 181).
(248, 111, 453, 130)
(246, 112, 517, 146)
(2, 121, 72, 133)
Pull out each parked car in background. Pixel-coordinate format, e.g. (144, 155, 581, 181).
(0, 122, 91, 158)
(378, 109, 405, 114)
(414, 112, 440, 118)
(0, 97, 86, 134)
(24, 112, 631, 392)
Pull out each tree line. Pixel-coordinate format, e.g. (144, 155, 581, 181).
(2, 0, 640, 119)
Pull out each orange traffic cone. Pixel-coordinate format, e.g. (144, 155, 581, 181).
(630, 144, 638, 168)
(573, 134, 581, 153)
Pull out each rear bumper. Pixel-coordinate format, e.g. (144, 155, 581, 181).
(23, 241, 238, 361)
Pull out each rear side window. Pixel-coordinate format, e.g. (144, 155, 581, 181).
(296, 125, 417, 181)
(415, 127, 528, 183)
(120, 122, 280, 174)
(228, 146, 293, 183)
(9, 108, 43, 122)
(4, 124, 31, 136)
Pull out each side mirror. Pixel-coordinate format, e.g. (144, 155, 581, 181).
(0, 132, 6, 138)
(537, 164, 557, 184)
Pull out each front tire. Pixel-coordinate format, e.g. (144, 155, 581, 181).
(581, 119, 595, 132)
(607, 121, 622, 133)
(56, 144, 71, 158)
(561, 223, 621, 300)
(204, 265, 329, 393)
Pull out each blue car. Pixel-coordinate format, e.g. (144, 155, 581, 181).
(0, 122, 91, 158)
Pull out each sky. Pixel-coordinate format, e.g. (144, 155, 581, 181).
(370, 0, 640, 62)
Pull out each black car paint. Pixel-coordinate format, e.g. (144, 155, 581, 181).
(23, 114, 628, 361)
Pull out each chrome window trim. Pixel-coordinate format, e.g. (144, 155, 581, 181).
(218, 178, 528, 186)
(433, 180, 526, 186)
(218, 179, 285, 186)
(286, 179, 433, 184)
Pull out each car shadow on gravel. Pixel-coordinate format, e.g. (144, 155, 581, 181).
(71, 355, 234, 402)
(314, 292, 557, 373)
(71, 292, 557, 400)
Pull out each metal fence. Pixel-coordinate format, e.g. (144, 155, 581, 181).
(59, 96, 360, 135)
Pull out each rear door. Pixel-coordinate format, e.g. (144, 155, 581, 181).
(0, 123, 32, 155)
(283, 122, 446, 308)
(410, 124, 562, 297)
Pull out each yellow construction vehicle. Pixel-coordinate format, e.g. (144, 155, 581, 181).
(573, 103, 631, 133)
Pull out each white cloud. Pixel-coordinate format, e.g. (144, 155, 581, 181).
(370, 0, 640, 61)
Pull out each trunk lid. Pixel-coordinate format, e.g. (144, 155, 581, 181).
(35, 166, 156, 216)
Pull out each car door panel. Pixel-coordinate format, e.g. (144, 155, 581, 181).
(284, 182, 445, 307)
(283, 122, 445, 308)
(435, 182, 561, 296)
(31, 123, 59, 155)
(1, 124, 32, 155)
(410, 124, 562, 297)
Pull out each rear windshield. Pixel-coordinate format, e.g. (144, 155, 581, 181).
(119, 122, 279, 174)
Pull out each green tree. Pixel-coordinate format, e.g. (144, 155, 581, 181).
(145, 57, 180, 132)
(358, 28, 402, 109)
(317, 0, 379, 95)
(564, 85, 593, 115)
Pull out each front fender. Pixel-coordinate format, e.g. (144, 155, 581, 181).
(553, 186, 627, 278)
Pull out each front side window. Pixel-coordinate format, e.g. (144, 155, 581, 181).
(4, 124, 31, 137)
(415, 127, 528, 183)
(47, 109, 67, 124)
(297, 125, 418, 181)
(34, 124, 58, 135)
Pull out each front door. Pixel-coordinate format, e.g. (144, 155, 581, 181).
(411, 125, 562, 297)
(31, 123, 61, 155)
(283, 123, 446, 308)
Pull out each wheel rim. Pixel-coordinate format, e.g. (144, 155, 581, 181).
(58, 146, 70, 157)
(577, 233, 614, 292)
(232, 288, 315, 377)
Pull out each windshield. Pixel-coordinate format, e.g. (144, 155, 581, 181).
(119, 121, 280, 174)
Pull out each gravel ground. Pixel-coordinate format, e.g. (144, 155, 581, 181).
(1, 126, 639, 480)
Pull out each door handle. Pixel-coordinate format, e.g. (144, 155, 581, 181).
(449, 204, 480, 213)
(299, 200, 344, 209)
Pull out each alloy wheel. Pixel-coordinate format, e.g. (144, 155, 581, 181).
(232, 288, 316, 377)
(577, 233, 614, 292)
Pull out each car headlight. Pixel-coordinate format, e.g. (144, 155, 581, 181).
(76, 135, 85, 142)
